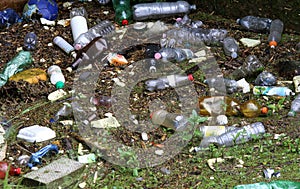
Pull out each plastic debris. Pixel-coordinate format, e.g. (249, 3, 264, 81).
(47, 89, 67, 101)
(17, 125, 56, 143)
(288, 94, 300, 116)
(254, 71, 277, 86)
(0, 161, 21, 179)
(22, 0, 59, 21)
(145, 74, 193, 91)
(0, 124, 6, 161)
(293, 75, 300, 93)
(268, 19, 284, 48)
(70, 7, 88, 42)
(223, 37, 239, 59)
(207, 156, 244, 171)
(90, 115, 120, 128)
(47, 65, 65, 89)
(199, 126, 237, 138)
(239, 38, 261, 47)
(233, 180, 300, 189)
(23, 32, 38, 51)
(237, 15, 272, 32)
(253, 86, 295, 96)
(0, 8, 22, 28)
(78, 153, 96, 164)
(107, 53, 128, 67)
(9, 68, 47, 84)
(27, 144, 59, 168)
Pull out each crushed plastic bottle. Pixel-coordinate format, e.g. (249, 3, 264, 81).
(254, 71, 277, 86)
(236, 15, 272, 32)
(70, 7, 88, 41)
(23, 32, 37, 51)
(229, 55, 264, 80)
(198, 96, 268, 118)
(253, 86, 294, 96)
(154, 47, 194, 62)
(233, 180, 300, 189)
(150, 109, 189, 130)
(133, 1, 196, 21)
(73, 20, 115, 50)
(223, 37, 239, 59)
(53, 36, 77, 58)
(112, 0, 132, 26)
(204, 77, 240, 94)
(198, 122, 265, 148)
(47, 65, 65, 89)
(174, 14, 203, 29)
(287, 94, 300, 116)
(0, 8, 22, 28)
(0, 161, 21, 179)
(0, 51, 32, 87)
(145, 74, 194, 91)
(268, 19, 284, 48)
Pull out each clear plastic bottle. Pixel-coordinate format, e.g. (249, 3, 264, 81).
(133, 1, 196, 21)
(145, 74, 194, 91)
(174, 14, 203, 29)
(287, 94, 300, 116)
(198, 122, 265, 148)
(154, 47, 194, 62)
(53, 36, 77, 58)
(0, 161, 21, 179)
(70, 7, 88, 41)
(223, 37, 239, 59)
(47, 65, 65, 89)
(253, 86, 294, 96)
(150, 109, 188, 130)
(268, 19, 284, 48)
(23, 32, 37, 51)
(229, 55, 264, 80)
(112, 0, 132, 26)
(237, 15, 272, 32)
(254, 71, 277, 86)
(73, 20, 115, 50)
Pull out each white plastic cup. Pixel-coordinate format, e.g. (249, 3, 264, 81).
(70, 16, 88, 42)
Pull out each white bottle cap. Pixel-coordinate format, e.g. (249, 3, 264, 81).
(70, 16, 88, 42)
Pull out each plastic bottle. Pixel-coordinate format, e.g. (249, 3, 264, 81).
(174, 14, 203, 29)
(199, 122, 265, 148)
(254, 71, 277, 86)
(268, 19, 284, 48)
(70, 7, 88, 41)
(23, 32, 37, 51)
(198, 96, 267, 118)
(237, 15, 272, 32)
(189, 28, 228, 46)
(112, 0, 132, 26)
(0, 161, 21, 179)
(229, 55, 264, 80)
(132, 1, 196, 21)
(253, 86, 294, 96)
(233, 180, 300, 189)
(287, 94, 300, 116)
(0, 8, 22, 28)
(53, 36, 77, 58)
(223, 37, 239, 59)
(145, 74, 194, 91)
(73, 20, 115, 50)
(47, 65, 65, 89)
(154, 47, 194, 62)
(150, 109, 188, 130)
(204, 78, 239, 94)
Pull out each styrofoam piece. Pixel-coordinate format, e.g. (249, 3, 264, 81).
(17, 125, 56, 143)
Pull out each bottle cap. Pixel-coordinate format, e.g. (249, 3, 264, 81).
(154, 53, 162, 59)
(14, 168, 21, 175)
(56, 81, 65, 89)
(261, 107, 268, 114)
(269, 41, 277, 48)
(122, 19, 128, 26)
(188, 74, 194, 81)
(74, 43, 82, 50)
(176, 17, 182, 22)
(231, 52, 238, 59)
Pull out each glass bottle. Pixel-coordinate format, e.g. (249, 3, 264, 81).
(112, 0, 132, 26)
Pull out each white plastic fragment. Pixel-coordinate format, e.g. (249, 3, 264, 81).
(237, 78, 251, 93)
(141, 132, 148, 141)
(91, 116, 120, 129)
(112, 78, 125, 87)
(78, 153, 96, 164)
(79, 182, 86, 189)
(155, 150, 164, 156)
(240, 38, 261, 47)
(57, 19, 70, 27)
(40, 18, 56, 26)
(48, 89, 67, 101)
(17, 125, 56, 143)
(216, 115, 228, 125)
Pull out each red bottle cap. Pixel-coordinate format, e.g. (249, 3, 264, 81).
(14, 168, 21, 175)
(188, 74, 194, 81)
(122, 19, 128, 25)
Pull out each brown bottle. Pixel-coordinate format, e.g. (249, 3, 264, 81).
(239, 99, 266, 118)
(0, 161, 21, 179)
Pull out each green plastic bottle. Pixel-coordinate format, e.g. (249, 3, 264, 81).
(112, 0, 132, 26)
(233, 180, 300, 189)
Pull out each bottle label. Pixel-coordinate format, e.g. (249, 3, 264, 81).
(201, 126, 226, 137)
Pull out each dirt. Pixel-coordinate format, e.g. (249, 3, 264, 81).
(0, 1, 300, 188)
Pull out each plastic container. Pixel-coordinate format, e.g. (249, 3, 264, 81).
(0, 8, 22, 28)
(199, 122, 265, 148)
(53, 36, 77, 58)
(287, 94, 300, 116)
(229, 55, 264, 80)
(112, 0, 132, 26)
(23, 32, 37, 51)
(268, 19, 284, 48)
(254, 71, 277, 86)
(133, 1, 196, 21)
(253, 86, 294, 96)
(47, 65, 65, 89)
(17, 125, 56, 143)
(145, 74, 194, 91)
(223, 37, 239, 58)
(237, 15, 272, 32)
(0, 161, 21, 179)
(154, 47, 194, 62)
(150, 109, 188, 130)
(233, 180, 300, 189)
(70, 7, 88, 41)
(73, 20, 115, 50)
